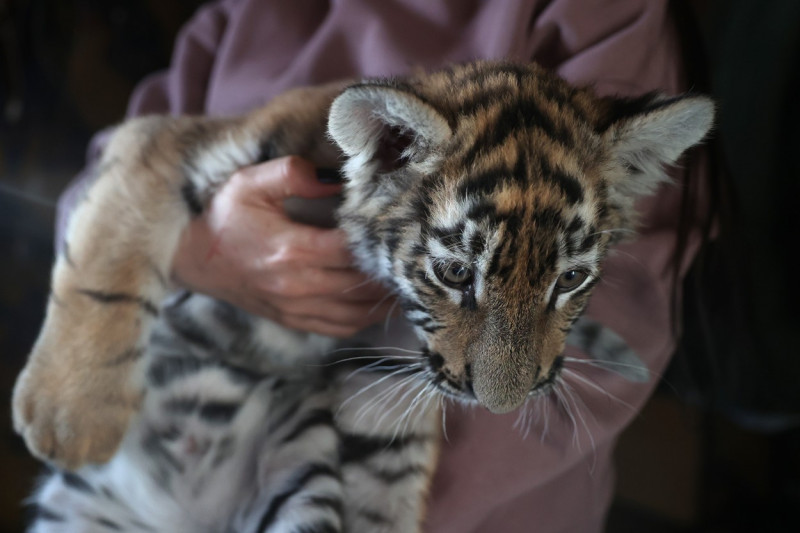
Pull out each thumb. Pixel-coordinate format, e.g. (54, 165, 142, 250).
(236, 156, 343, 201)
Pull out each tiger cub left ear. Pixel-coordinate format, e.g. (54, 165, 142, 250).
(328, 84, 452, 175)
(602, 94, 715, 198)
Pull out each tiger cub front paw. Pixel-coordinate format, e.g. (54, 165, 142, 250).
(12, 359, 140, 470)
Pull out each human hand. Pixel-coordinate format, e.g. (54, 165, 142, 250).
(172, 156, 394, 338)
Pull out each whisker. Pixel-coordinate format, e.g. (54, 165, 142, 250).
(384, 298, 401, 334)
(372, 373, 424, 420)
(562, 356, 682, 393)
(306, 355, 421, 370)
(388, 386, 421, 439)
(340, 359, 410, 380)
(412, 385, 439, 430)
(394, 382, 432, 441)
(553, 384, 581, 453)
(308, 350, 422, 372)
(358, 373, 421, 428)
(391, 383, 435, 439)
(344, 360, 423, 381)
(366, 370, 423, 410)
(327, 345, 424, 355)
(561, 380, 598, 467)
(606, 248, 647, 271)
(339, 366, 420, 411)
(597, 276, 622, 290)
(561, 367, 637, 412)
(0, 182, 58, 209)
(353, 376, 410, 427)
(368, 290, 396, 316)
(513, 402, 534, 439)
(341, 271, 384, 294)
(563, 356, 651, 376)
(588, 228, 635, 238)
(541, 395, 552, 444)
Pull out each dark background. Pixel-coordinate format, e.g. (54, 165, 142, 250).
(1, 1, 798, 532)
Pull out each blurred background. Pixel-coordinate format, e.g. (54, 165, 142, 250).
(0, 0, 798, 531)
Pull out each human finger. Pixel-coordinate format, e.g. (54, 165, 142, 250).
(256, 265, 387, 300)
(276, 299, 399, 338)
(266, 227, 356, 269)
(233, 156, 343, 202)
(273, 295, 394, 325)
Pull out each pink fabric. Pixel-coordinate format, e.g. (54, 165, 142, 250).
(56, 1, 704, 531)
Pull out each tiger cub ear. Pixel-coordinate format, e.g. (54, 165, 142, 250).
(328, 84, 452, 175)
(602, 94, 715, 199)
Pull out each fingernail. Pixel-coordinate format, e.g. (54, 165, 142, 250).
(316, 168, 344, 184)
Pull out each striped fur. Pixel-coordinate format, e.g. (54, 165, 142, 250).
(15, 61, 713, 532)
(29, 293, 439, 533)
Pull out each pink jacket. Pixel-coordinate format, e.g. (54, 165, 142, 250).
(57, 1, 704, 531)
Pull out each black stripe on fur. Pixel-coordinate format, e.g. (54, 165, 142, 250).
(255, 463, 341, 532)
(77, 288, 159, 317)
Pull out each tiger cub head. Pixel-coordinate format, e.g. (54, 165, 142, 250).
(328, 61, 713, 414)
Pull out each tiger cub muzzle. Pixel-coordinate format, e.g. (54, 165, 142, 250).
(423, 318, 568, 413)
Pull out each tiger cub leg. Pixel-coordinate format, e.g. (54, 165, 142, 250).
(12, 115, 202, 469)
(12, 82, 346, 469)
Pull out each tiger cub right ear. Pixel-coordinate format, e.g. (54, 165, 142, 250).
(328, 84, 452, 175)
(596, 93, 714, 232)
(602, 93, 715, 197)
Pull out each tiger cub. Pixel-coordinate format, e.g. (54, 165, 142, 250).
(15, 61, 712, 532)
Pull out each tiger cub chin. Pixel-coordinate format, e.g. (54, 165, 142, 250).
(14, 61, 711, 482)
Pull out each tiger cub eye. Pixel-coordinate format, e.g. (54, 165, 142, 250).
(555, 270, 588, 292)
(435, 262, 473, 288)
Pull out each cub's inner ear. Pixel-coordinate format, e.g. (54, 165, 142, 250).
(374, 125, 415, 173)
(328, 84, 452, 174)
